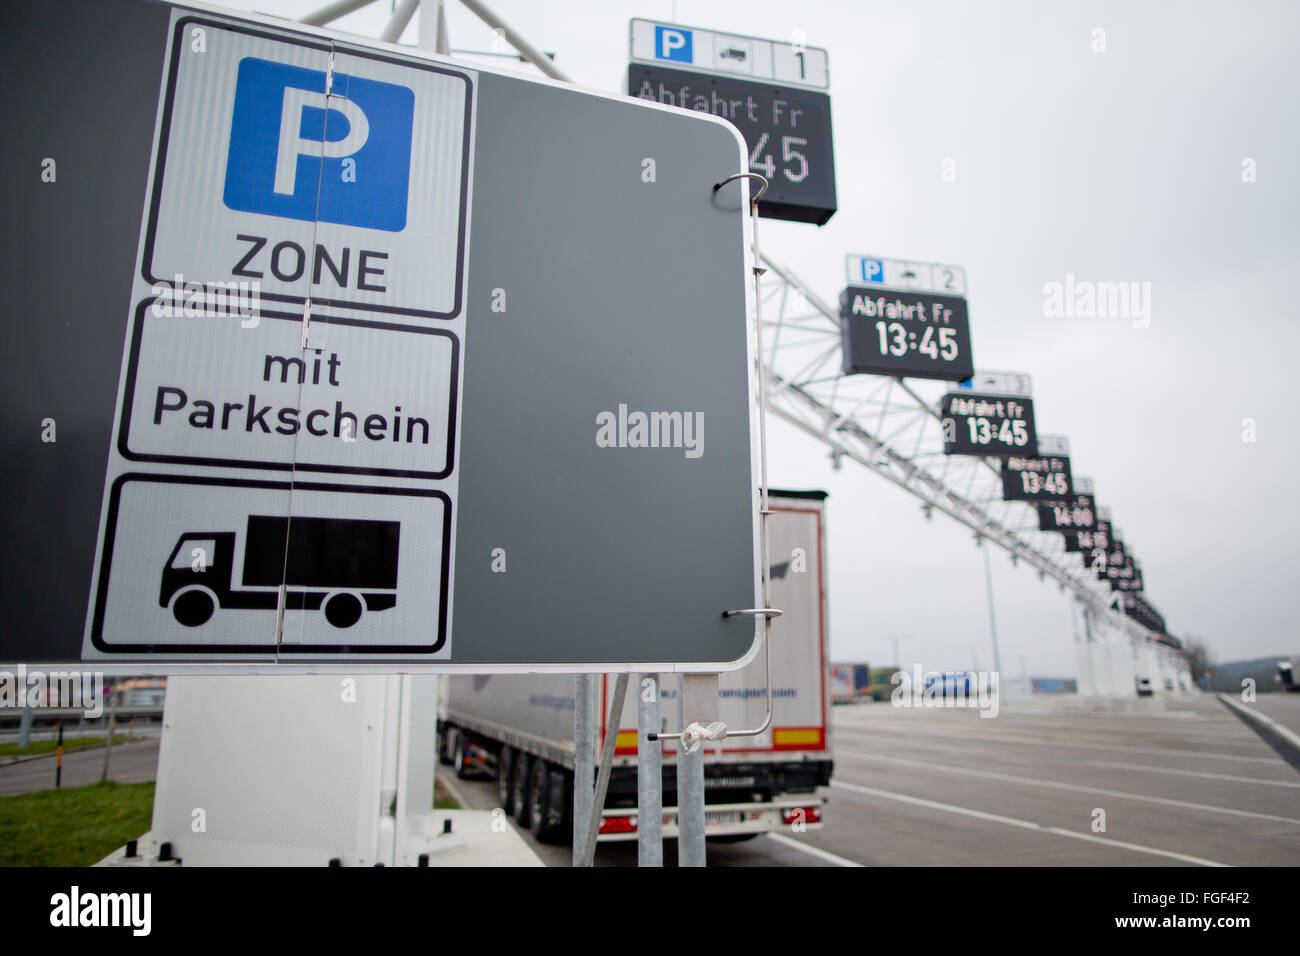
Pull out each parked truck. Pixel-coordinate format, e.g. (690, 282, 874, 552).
(437, 490, 833, 844)
(1279, 657, 1299, 692)
(866, 666, 900, 701)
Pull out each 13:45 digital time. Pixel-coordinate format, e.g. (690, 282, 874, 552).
(874, 321, 959, 361)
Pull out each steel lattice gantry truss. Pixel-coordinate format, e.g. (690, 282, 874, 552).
(754, 253, 1160, 644)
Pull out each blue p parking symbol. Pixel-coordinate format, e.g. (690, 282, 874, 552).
(655, 26, 692, 63)
(859, 258, 884, 283)
(223, 57, 414, 232)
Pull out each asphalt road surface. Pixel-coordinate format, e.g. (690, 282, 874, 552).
(5, 694, 1297, 867)
(446, 694, 1300, 866)
(0, 738, 161, 797)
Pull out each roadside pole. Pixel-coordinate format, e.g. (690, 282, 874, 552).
(100, 685, 118, 784)
(637, 674, 663, 867)
(677, 673, 719, 867)
(677, 741, 705, 866)
(572, 674, 596, 866)
(982, 540, 1003, 677)
(16, 693, 33, 751)
(580, 673, 629, 867)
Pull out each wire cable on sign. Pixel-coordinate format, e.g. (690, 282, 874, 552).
(653, 172, 780, 744)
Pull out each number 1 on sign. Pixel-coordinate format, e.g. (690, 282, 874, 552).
(874, 321, 907, 356)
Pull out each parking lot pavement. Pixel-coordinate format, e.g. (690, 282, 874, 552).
(443, 695, 1300, 867)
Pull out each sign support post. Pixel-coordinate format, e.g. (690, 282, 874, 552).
(16, 685, 34, 751)
(572, 673, 596, 867)
(677, 673, 719, 867)
(637, 674, 663, 867)
(981, 539, 1003, 678)
(580, 673, 629, 867)
(100, 688, 118, 784)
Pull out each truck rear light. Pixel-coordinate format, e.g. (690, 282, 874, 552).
(782, 806, 821, 825)
(599, 814, 638, 835)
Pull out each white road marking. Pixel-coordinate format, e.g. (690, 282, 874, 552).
(836, 750, 1300, 826)
(437, 771, 474, 812)
(1087, 760, 1300, 788)
(766, 832, 864, 867)
(833, 722, 1283, 764)
(830, 779, 1228, 867)
(1218, 694, 1300, 751)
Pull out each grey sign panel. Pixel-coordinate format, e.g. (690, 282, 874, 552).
(428, 67, 758, 668)
(1, 0, 174, 667)
(3, 0, 759, 671)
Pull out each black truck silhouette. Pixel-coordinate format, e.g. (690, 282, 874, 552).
(160, 515, 399, 629)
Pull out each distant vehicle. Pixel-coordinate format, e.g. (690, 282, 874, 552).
(866, 667, 900, 701)
(159, 515, 399, 629)
(1031, 678, 1078, 694)
(1279, 658, 1299, 692)
(1136, 676, 1154, 697)
(438, 490, 833, 844)
(118, 678, 167, 708)
(923, 671, 981, 698)
(830, 663, 871, 704)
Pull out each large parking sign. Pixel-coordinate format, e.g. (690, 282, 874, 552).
(3, 0, 761, 672)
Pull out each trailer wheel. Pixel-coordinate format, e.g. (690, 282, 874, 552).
(324, 593, 363, 628)
(511, 752, 533, 828)
(528, 760, 569, 844)
(452, 730, 474, 780)
(497, 746, 516, 815)
(445, 727, 464, 772)
(172, 587, 215, 627)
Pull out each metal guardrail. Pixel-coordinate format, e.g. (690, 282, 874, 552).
(0, 706, 164, 729)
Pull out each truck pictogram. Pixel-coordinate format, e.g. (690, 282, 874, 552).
(159, 515, 400, 629)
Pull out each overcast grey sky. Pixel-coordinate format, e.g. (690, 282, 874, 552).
(229, 0, 1300, 675)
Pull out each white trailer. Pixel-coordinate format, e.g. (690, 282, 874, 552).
(438, 490, 833, 843)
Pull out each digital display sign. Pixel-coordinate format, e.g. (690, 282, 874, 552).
(1001, 454, 1072, 501)
(941, 392, 1036, 457)
(1085, 538, 1126, 571)
(1064, 519, 1111, 553)
(1038, 494, 1097, 532)
(1123, 593, 1165, 634)
(839, 285, 974, 381)
(628, 63, 836, 224)
(1110, 560, 1144, 591)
